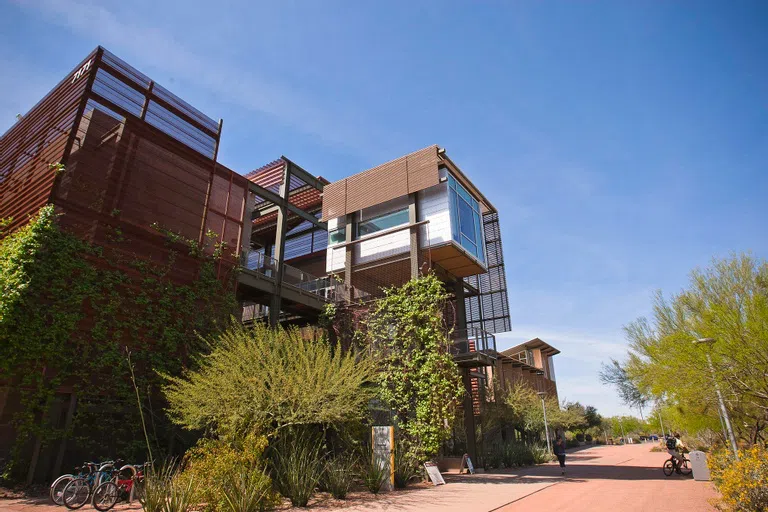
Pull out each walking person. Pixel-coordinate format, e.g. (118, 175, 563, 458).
(554, 436, 567, 475)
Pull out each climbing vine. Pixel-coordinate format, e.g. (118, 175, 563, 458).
(0, 205, 237, 480)
(364, 274, 465, 460)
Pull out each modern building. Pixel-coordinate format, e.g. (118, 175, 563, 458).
(0, 46, 556, 479)
(496, 338, 560, 399)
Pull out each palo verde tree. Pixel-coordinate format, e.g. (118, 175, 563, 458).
(162, 321, 377, 437)
(614, 254, 768, 446)
(364, 273, 464, 460)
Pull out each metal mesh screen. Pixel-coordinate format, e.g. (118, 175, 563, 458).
(465, 212, 511, 334)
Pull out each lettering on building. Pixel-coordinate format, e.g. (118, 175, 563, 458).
(71, 59, 93, 84)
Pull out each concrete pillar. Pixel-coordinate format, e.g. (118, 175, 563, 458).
(344, 213, 354, 301)
(408, 193, 419, 279)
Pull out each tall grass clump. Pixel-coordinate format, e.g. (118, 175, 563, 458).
(270, 428, 325, 507)
(140, 462, 197, 512)
(357, 445, 388, 494)
(322, 453, 357, 500)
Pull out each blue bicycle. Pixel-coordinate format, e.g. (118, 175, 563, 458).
(50, 461, 115, 506)
(61, 460, 122, 509)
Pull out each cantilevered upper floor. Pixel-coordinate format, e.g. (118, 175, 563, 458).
(322, 145, 497, 290)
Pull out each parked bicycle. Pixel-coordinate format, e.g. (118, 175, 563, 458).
(50, 461, 115, 506)
(61, 459, 123, 509)
(662, 454, 692, 476)
(91, 462, 150, 512)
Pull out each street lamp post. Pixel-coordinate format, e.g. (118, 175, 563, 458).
(692, 338, 739, 459)
(619, 417, 627, 444)
(537, 391, 552, 453)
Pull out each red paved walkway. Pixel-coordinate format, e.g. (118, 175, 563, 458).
(497, 443, 718, 512)
(0, 444, 718, 512)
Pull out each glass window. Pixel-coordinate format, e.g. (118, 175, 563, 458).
(357, 208, 409, 237)
(458, 197, 477, 241)
(447, 172, 486, 265)
(329, 227, 346, 245)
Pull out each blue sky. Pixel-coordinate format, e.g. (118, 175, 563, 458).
(2, 0, 767, 417)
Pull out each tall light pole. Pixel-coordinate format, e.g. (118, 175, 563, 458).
(537, 391, 552, 453)
(617, 417, 628, 444)
(692, 338, 739, 459)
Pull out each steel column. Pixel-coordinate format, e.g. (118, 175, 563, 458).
(269, 162, 291, 326)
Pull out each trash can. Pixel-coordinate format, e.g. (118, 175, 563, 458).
(689, 451, 710, 481)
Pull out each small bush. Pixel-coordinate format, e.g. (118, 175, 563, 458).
(141, 462, 197, 512)
(270, 429, 325, 507)
(322, 453, 357, 500)
(503, 443, 535, 467)
(584, 434, 593, 443)
(178, 433, 278, 511)
(484, 445, 504, 470)
(357, 446, 388, 494)
(575, 433, 585, 442)
(393, 447, 420, 489)
(220, 467, 277, 512)
(709, 446, 768, 512)
(566, 439, 580, 449)
(531, 445, 553, 464)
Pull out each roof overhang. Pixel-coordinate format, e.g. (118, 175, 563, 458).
(502, 338, 561, 358)
(437, 148, 497, 214)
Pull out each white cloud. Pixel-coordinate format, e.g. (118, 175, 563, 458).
(495, 324, 636, 416)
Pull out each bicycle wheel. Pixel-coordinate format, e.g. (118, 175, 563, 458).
(662, 459, 675, 476)
(679, 459, 692, 476)
(92, 482, 119, 512)
(50, 475, 73, 505)
(62, 478, 91, 509)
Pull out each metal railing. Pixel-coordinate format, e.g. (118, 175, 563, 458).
(242, 249, 369, 303)
(451, 327, 497, 356)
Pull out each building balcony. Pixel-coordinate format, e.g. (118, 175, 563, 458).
(451, 327, 497, 368)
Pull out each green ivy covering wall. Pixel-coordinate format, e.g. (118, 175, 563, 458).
(0, 205, 237, 480)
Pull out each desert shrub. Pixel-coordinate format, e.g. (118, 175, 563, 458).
(503, 443, 535, 467)
(357, 446, 388, 494)
(177, 433, 278, 512)
(566, 439, 580, 449)
(322, 453, 357, 500)
(585, 434, 593, 443)
(141, 462, 197, 512)
(709, 446, 768, 512)
(484, 445, 504, 470)
(220, 467, 277, 512)
(575, 433, 585, 442)
(163, 322, 376, 436)
(393, 445, 420, 488)
(531, 444, 553, 464)
(270, 428, 325, 507)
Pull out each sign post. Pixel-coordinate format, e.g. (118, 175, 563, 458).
(372, 426, 394, 491)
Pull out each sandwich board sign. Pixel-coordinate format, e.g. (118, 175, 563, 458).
(459, 453, 475, 474)
(424, 462, 445, 486)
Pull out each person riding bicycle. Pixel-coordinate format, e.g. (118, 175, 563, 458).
(666, 433, 687, 470)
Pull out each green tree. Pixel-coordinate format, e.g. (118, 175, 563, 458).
(162, 322, 376, 436)
(365, 273, 464, 460)
(617, 254, 768, 445)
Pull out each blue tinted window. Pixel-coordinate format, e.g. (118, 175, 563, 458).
(447, 172, 485, 265)
(357, 208, 409, 237)
(458, 197, 476, 241)
(329, 227, 346, 245)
